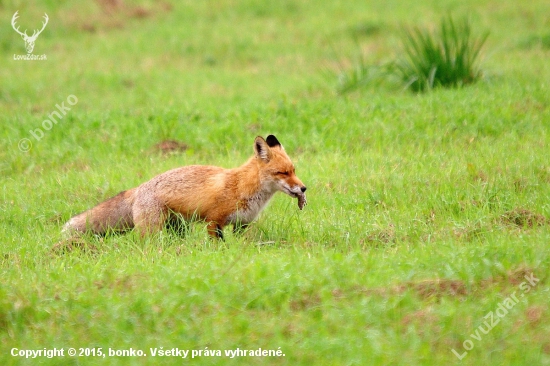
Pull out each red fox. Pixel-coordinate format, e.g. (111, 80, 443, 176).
(63, 135, 307, 239)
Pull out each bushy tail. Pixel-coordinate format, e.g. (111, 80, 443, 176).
(62, 188, 136, 236)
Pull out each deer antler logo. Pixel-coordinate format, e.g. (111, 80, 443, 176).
(11, 11, 49, 54)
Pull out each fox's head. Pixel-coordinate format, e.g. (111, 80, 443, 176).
(254, 135, 307, 198)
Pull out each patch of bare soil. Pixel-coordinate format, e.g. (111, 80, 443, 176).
(152, 140, 189, 155)
(500, 208, 548, 228)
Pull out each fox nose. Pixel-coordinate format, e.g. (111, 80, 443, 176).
(301, 186, 307, 193)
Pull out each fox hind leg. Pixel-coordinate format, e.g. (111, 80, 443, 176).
(132, 201, 168, 237)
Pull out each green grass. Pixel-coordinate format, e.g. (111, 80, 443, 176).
(2, 0, 550, 365)
(396, 16, 489, 92)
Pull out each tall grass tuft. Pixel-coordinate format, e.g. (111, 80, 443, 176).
(336, 61, 385, 95)
(396, 16, 488, 92)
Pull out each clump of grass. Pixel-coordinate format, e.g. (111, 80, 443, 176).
(396, 16, 489, 92)
(335, 16, 488, 93)
(519, 33, 550, 50)
(327, 38, 387, 94)
(336, 61, 387, 94)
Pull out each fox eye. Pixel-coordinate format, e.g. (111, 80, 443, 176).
(277, 171, 289, 176)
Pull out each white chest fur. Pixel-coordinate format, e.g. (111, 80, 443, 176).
(227, 190, 275, 225)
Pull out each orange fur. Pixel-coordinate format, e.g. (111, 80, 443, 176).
(63, 135, 306, 239)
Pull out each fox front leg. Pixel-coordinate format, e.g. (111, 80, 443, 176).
(207, 222, 225, 240)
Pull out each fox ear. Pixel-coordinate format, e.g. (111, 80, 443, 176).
(254, 136, 272, 162)
(266, 135, 281, 148)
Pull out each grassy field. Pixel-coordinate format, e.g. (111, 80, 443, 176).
(2, 0, 550, 365)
